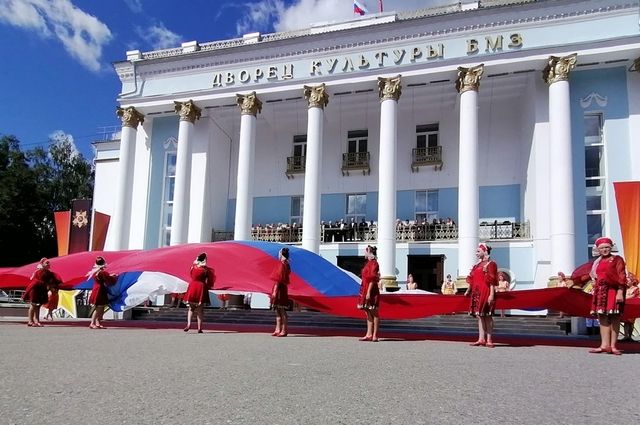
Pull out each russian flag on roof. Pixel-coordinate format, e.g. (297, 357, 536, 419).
(354, 0, 368, 16)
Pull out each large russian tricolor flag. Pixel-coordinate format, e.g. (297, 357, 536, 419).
(354, 0, 368, 16)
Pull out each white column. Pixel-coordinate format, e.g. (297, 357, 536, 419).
(234, 92, 262, 241)
(377, 76, 402, 289)
(112, 106, 144, 250)
(302, 84, 329, 253)
(545, 54, 577, 275)
(170, 100, 201, 245)
(456, 64, 484, 277)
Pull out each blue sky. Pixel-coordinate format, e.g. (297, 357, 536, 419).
(0, 0, 446, 159)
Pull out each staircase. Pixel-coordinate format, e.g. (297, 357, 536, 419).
(132, 307, 570, 337)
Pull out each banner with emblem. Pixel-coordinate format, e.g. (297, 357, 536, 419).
(68, 199, 92, 254)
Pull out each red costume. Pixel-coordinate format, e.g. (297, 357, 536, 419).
(45, 290, 59, 310)
(88, 269, 117, 306)
(589, 255, 627, 315)
(467, 260, 498, 317)
(183, 265, 216, 305)
(270, 260, 290, 309)
(23, 269, 61, 306)
(358, 259, 380, 309)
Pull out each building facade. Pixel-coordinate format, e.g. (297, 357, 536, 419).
(94, 0, 640, 293)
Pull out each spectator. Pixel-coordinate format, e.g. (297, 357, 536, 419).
(406, 273, 418, 290)
(441, 274, 457, 295)
(496, 272, 510, 317)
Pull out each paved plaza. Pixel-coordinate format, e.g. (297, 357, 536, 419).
(1, 322, 639, 425)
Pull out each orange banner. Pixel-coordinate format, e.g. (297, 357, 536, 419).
(614, 181, 640, 277)
(91, 211, 111, 251)
(53, 211, 71, 256)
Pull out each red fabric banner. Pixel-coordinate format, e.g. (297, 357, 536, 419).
(91, 211, 110, 251)
(53, 211, 70, 256)
(614, 181, 640, 277)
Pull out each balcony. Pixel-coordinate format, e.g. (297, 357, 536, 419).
(411, 146, 442, 172)
(216, 220, 531, 243)
(285, 155, 305, 179)
(341, 152, 370, 176)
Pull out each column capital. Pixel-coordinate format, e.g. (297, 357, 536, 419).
(543, 53, 577, 85)
(116, 106, 144, 128)
(236, 91, 262, 116)
(377, 75, 402, 102)
(456, 64, 484, 94)
(174, 99, 201, 123)
(304, 83, 329, 109)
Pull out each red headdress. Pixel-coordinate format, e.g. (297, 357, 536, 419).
(594, 237, 613, 247)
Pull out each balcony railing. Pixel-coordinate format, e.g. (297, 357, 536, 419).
(285, 155, 305, 178)
(213, 221, 531, 243)
(411, 146, 442, 172)
(251, 227, 303, 243)
(341, 152, 370, 175)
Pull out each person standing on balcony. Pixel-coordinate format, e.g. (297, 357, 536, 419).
(183, 252, 216, 333)
(465, 243, 498, 348)
(358, 245, 381, 342)
(87, 256, 118, 329)
(270, 247, 291, 337)
(23, 258, 61, 327)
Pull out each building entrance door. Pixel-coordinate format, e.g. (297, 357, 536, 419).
(337, 256, 366, 279)
(407, 255, 444, 292)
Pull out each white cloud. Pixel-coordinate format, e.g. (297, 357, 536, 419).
(49, 130, 80, 158)
(136, 22, 182, 50)
(0, 0, 112, 72)
(236, 0, 285, 35)
(123, 0, 143, 13)
(238, 0, 455, 33)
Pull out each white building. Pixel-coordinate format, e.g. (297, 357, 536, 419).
(94, 0, 640, 293)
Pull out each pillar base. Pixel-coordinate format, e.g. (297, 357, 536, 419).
(381, 276, 399, 292)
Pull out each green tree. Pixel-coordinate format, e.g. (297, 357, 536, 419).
(0, 133, 94, 267)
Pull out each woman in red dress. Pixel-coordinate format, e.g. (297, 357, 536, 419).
(584, 237, 628, 355)
(23, 258, 61, 327)
(358, 245, 380, 342)
(270, 247, 291, 337)
(464, 243, 498, 348)
(87, 256, 118, 329)
(183, 252, 216, 333)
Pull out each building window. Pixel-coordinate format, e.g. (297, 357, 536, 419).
(287, 135, 307, 176)
(584, 112, 605, 254)
(415, 190, 438, 223)
(291, 196, 303, 225)
(416, 124, 439, 148)
(412, 124, 442, 170)
(293, 134, 307, 157)
(347, 130, 368, 154)
(346, 193, 366, 223)
(160, 152, 177, 246)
